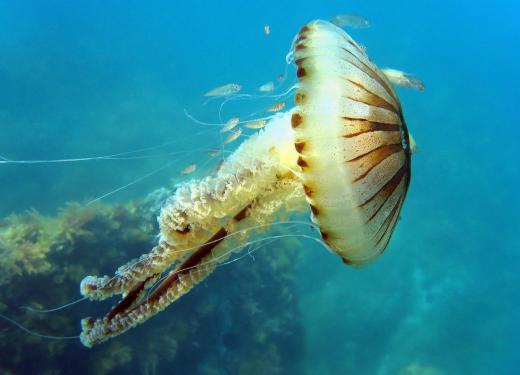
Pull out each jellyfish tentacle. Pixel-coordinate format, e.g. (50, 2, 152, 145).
(80, 113, 308, 346)
(80, 241, 183, 301)
(80, 115, 300, 301)
(160, 112, 299, 247)
(80, 175, 306, 347)
(80, 225, 232, 347)
(77, 19, 416, 348)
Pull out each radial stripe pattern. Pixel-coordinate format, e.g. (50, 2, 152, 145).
(291, 20, 411, 265)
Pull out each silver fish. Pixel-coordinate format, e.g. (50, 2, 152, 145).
(258, 81, 274, 92)
(181, 164, 197, 175)
(331, 14, 371, 29)
(381, 68, 425, 91)
(266, 101, 285, 113)
(224, 128, 242, 144)
(221, 117, 240, 132)
(204, 83, 242, 97)
(244, 119, 267, 129)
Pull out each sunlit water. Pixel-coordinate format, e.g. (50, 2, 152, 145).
(0, 1, 518, 374)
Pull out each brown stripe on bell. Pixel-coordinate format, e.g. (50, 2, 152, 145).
(294, 25, 311, 44)
(294, 92, 307, 105)
(303, 184, 314, 197)
(346, 79, 397, 112)
(295, 57, 308, 79)
(296, 156, 309, 168)
(319, 230, 329, 241)
(371, 197, 403, 249)
(339, 48, 397, 101)
(291, 112, 304, 128)
(347, 144, 403, 183)
(310, 204, 320, 216)
(341, 118, 400, 138)
(358, 164, 406, 210)
(294, 141, 306, 153)
(294, 42, 307, 51)
(291, 20, 411, 266)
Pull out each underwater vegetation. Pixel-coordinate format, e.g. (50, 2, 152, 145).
(1, 1, 518, 373)
(0, 188, 304, 374)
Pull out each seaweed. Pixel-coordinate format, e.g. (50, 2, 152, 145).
(0, 191, 304, 374)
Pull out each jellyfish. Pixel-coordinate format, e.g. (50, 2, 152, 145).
(79, 20, 412, 348)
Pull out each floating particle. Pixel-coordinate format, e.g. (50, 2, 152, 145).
(330, 14, 371, 29)
(204, 83, 242, 97)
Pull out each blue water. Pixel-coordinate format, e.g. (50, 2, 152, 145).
(0, 1, 518, 374)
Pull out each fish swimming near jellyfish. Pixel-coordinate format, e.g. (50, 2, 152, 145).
(244, 119, 267, 129)
(330, 14, 371, 29)
(381, 68, 425, 91)
(203, 83, 242, 97)
(266, 101, 285, 113)
(181, 164, 197, 175)
(223, 128, 242, 144)
(207, 148, 220, 157)
(76, 20, 418, 347)
(258, 81, 275, 93)
(220, 117, 240, 132)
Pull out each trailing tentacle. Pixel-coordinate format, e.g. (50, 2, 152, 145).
(80, 177, 305, 347)
(80, 112, 300, 302)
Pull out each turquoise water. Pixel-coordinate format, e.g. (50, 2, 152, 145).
(0, 1, 518, 374)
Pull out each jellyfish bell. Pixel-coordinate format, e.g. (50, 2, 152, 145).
(290, 20, 411, 265)
(78, 19, 414, 347)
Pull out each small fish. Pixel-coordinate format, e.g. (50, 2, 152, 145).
(214, 159, 224, 172)
(266, 101, 285, 113)
(204, 83, 242, 97)
(409, 133, 418, 154)
(331, 14, 371, 29)
(207, 148, 220, 157)
(381, 68, 425, 91)
(224, 128, 242, 144)
(276, 74, 285, 82)
(181, 164, 197, 175)
(258, 81, 274, 93)
(221, 117, 240, 132)
(244, 119, 267, 129)
(264, 24, 271, 35)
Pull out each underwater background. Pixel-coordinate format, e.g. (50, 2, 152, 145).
(0, 0, 518, 374)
